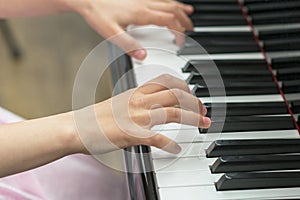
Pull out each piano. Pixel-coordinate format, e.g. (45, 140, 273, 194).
(111, 0, 300, 199)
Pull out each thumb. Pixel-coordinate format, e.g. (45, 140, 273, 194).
(108, 26, 147, 60)
(144, 132, 182, 154)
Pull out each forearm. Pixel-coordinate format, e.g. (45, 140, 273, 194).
(0, 111, 83, 178)
(0, 0, 82, 18)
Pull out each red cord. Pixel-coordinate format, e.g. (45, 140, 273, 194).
(237, 0, 300, 133)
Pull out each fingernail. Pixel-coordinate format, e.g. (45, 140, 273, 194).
(173, 144, 182, 154)
(204, 117, 211, 127)
(133, 49, 146, 60)
(202, 106, 207, 115)
(186, 5, 194, 13)
(187, 5, 193, 10)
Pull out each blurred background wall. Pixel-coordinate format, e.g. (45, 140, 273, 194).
(0, 13, 114, 119)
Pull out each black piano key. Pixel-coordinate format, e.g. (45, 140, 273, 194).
(282, 80, 300, 93)
(215, 172, 300, 191)
(271, 57, 300, 69)
(259, 28, 300, 41)
(186, 31, 255, 41)
(263, 38, 300, 52)
(179, 0, 238, 4)
(291, 101, 300, 113)
(179, 43, 260, 54)
(192, 4, 241, 13)
(182, 59, 268, 73)
(200, 116, 295, 133)
(193, 39, 257, 47)
(179, 32, 259, 54)
(246, 1, 300, 13)
(205, 102, 288, 116)
(191, 14, 247, 26)
(244, 0, 299, 4)
(251, 10, 300, 25)
(206, 139, 300, 158)
(277, 67, 300, 81)
(187, 71, 273, 85)
(210, 154, 300, 173)
(193, 82, 278, 97)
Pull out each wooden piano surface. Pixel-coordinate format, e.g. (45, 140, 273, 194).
(125, 0, 300, 199)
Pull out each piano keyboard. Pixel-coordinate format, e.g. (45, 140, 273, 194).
(125, 0, 300, 199)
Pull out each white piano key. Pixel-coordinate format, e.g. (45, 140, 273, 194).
(267, 51, 300, 60)
(180, 52, 264, 61)
(157, 170, 300, 191)
(255, 23, 300, 32)
(150, 129, 300, 159)
(157, 169, 300, 188)
(200, 94, 284, 103)
(153, 128, 201, 143)
(156, 169, 220, 188)
(156, 170, 300, 189)
(286, 93, 300, 101)
(188, 85, 194, 90)
(152, 123, 196, 131)
(128, 25, 178, 51)
(134, 65, 186, 86)
(133, 56, 188, 86)
(194, 26, 251, 32)
(151, 142, 210, 159)
(153, 156, 213, 172)
(154, 129, 299, 144)
(206, 129, 300, 140)
(129, 23, 300, 200)
(159, 185, 300, 200)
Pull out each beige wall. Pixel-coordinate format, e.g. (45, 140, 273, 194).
(0, 13, 113, 119)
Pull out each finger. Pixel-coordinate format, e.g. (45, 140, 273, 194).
(138, 74, 191, 94)
(148, 2, 193, 30)
(110, 25, 147, 60)
(171, 28, 186, 46)
(93, 21, 147, 60)
(142, 132, 181, 154)
(139, 3, 188, 45)
(175, 2, 194, 15)
(144, 88, 207, 115)
(136, 9, 185, 34)
(149, 107, 211, 128)
(155, 0, 194, 14)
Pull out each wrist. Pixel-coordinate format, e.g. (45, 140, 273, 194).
(53, 111, 88, 155)
(61, 0, 93, 15)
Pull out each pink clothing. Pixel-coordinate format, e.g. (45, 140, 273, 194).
(0, 154, 129, 200)
(0, 108, 131, 200)
(1, 155, 130, 200)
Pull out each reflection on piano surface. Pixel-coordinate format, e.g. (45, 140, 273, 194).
(123, 0, 300, 199)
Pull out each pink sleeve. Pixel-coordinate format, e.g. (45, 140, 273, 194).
(0, 108, 131, 200)
(0, 154, 131, 200)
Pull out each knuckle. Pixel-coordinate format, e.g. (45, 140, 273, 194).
(129, 95, 145, 108)
(180, 26, 186, 32)
(171, 88, 184, 99)
(169, 13, 176, 21)
(175, 5, 181, 13)
(166, 107, 180, 120)
(134, 8, 148, 23)
(148, 135, 162, 147)
(166, 13, 176, 22)
(159, 73, 173, 81)
(131, 110, 151, 126)
(170, 4, 178, 12)
(135, 5, 145, 15)
(144, 136, 155, 146)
